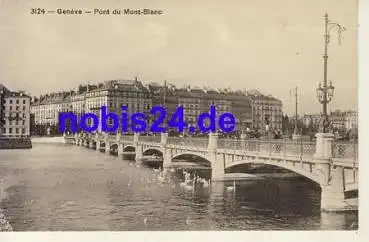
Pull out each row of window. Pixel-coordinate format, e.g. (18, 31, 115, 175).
(3, 127, 26, 134)
(5, 113, 27, 118)
(5, 120, 26, 125)
(85, 90, 150, 98)
(5, 99, 27, 104)
(5, 106, 27, 111)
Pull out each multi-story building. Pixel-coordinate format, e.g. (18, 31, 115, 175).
(0, 84, 31, 137)
(247, 89, 283, 131)
(174, 86, 253, 133)
(330, 110, 358, 132)
(176, 87, 204, 128)
(31, 92, 72, 135)
(85, 78, 152, 132)
(302, 114, 321, 128)
(28, 79, 280, 135)
(148, 82, 178, 131)
(330, 110, 347, 131)
(31, 93, 72, 126)
(344, 110, 358, 131)
(222, 91, 253, 131)
(301, 110, 358, 133)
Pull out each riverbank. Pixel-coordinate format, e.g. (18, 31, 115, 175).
(0, 137, 32, 149)
(0, 208, 13, 231)
(0, 178, 13, 231)
(31, 136, 65, 144)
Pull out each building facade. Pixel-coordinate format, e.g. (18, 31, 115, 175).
(31, 92, 72, 135)
(247, 89, 283, 131)
(301, 110, 358, 134)
(84, 79, 152, 133)
(29, 79, 282, 136)
(330, 110, 358, 132)
(344, 111, 358, 131)
(0, 84, 31, 137)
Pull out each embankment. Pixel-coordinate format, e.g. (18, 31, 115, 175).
(0, 137, 32, 149)
(31, 136, 66, 144)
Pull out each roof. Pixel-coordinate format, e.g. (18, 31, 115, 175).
(0, 83, 10, 94)
(4, 92, 31, 98)
(32, 94, 71, 105)
(88, 80, 150, 93)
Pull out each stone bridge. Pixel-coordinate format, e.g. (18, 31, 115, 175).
(64, 132, 358, 212)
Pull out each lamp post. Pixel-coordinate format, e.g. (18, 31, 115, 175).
(316, 13, 345, 133)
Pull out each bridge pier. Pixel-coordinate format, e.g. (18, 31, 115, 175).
(134, 133, 143, 163)
(314, 133, 347, 212)
(161, 133, 172, 167)
(74, 133, 78, 144)
(135, 145, 143, 163)
(320, 166, 346, 212)
(105, 142, 111, 154)
(96, 141, 101, 151)
(210, 181, 224, 198)
(240, 132, 246, 150)
(118, 143, 124, 157)
(104, 133, 110, 154)
(208, 133, 224, 181)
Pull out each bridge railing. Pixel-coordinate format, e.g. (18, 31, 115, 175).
(139, 135, 162, 143)
(218, 138, 316, 160)
(332, 141, 358, 162)
(167, 137, 208, 148)
(120, 134, 134, 142)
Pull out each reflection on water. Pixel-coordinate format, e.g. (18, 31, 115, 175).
(0, 143, 358, 231)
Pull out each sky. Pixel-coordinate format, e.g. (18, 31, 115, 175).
(0, 0, 358, 115)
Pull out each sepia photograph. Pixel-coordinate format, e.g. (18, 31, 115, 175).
(0, 0, 361, 238)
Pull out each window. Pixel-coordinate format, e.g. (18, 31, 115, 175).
(16, 100, 19, 104)
(15, 128, 18, 134)
(10, 99, 12, 104)
(9, 128, 12, 133)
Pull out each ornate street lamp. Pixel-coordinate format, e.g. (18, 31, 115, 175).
(316, 13, 345, 133)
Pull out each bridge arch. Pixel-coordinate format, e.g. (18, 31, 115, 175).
(172, 152, 213, 166)
(225, 159, 322, 185)
(109, 143, 118, 150)
(123, 145, 135, 152)
(143, 148, 163, 156)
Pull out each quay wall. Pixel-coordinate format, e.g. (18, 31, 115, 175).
(31, 136, 66, 144)
(0, 137, 32, 149)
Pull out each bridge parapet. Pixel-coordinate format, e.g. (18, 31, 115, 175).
(120, 134, 134, 142)
(217, 138, 317, 160)
(139, 135, 161, 143)
(332, 141, 358, 162)
(168, 137, 208, 148)
(65, 132, 358, 164)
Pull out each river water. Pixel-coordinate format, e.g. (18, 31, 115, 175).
(0, 143, 358, 231)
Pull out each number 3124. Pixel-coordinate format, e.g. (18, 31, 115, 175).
(30, 8, 46, 14)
